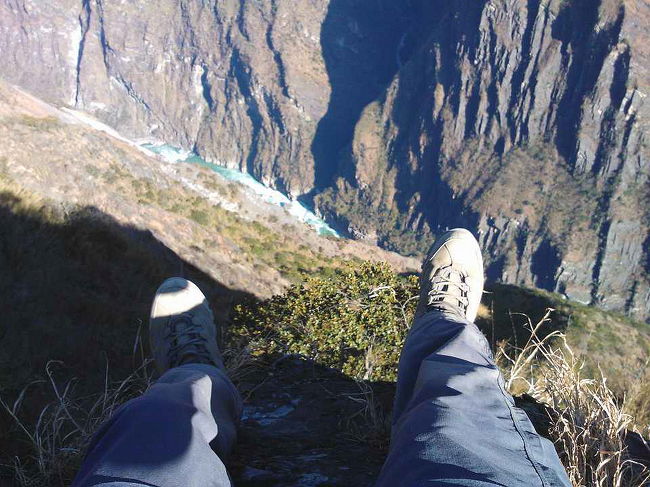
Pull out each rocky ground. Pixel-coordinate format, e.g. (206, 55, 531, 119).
(230, 357, 393, 486)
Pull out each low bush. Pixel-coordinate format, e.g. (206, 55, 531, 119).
(230, 262, 419, 380)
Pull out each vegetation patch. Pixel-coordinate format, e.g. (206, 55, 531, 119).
(230, 262, 418, 380)
(316, 179, 429, 255)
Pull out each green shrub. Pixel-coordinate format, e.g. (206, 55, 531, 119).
(18, 115, 60, 130)
(230, 262, 419, 380)
(190, 209, 210, 226)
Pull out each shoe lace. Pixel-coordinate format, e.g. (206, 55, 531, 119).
(427, 266, 470, 311)
(165, 313, 212, 367)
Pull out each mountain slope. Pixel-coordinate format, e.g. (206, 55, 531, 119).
(0, 81, 648, 486)
(0, 81, 418, 299)
(0, 0, 647, 320)
(316, 0, 650, 320)
(0, 81, 421, 483)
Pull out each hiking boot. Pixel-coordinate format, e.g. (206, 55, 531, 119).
(149, 277, 224, 374)
(415, 228, 484, 322)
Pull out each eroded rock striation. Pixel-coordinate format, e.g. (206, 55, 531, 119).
(318, 0, 649, 320)
(0, 0, 410, 194)
(0, 0, 647, 319)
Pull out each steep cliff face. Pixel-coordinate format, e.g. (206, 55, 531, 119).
(0, 0, 647, 319)
(316, 0, 650, 320)
(0, 0, 323, 192)
(0, 0, 410, 195)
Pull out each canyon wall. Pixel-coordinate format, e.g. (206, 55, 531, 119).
(0, 0, 647, 319)
(317, 0, 650, 320)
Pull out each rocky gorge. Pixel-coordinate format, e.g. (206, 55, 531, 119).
(0, 0, 647, 320)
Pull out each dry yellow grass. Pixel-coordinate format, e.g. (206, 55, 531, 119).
(499, 311, 650, 487)
(0, 360, 154, 486)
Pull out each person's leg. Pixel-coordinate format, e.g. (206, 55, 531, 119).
(72, 364, 241, 487)
(375, 229, 570, 487)
(72, 278, 243, 487)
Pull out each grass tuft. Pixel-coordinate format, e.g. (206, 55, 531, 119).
(0, 359, 154, 486)
(499, 311, 650, 486)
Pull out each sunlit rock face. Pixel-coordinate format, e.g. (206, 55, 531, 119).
(315, 0, 649, 321)
(0, 0, 647, 320)
(0, 0, 336, 196)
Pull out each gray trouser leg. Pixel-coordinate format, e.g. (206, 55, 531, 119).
(72, 364, 242, 487)
(375, 311, 571, 487)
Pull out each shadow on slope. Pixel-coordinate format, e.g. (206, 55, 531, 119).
(230, 355, 395, 486)
(0, 189, 394, 486)
(311, 0, 414, 190)
(477, 282, 570, 351)
(0, 190, 254, 466)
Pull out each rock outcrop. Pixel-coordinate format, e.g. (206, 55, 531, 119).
(0, 0, 410, 194)
(0, 0, 647, 319)
(317, 0, 650, 321)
